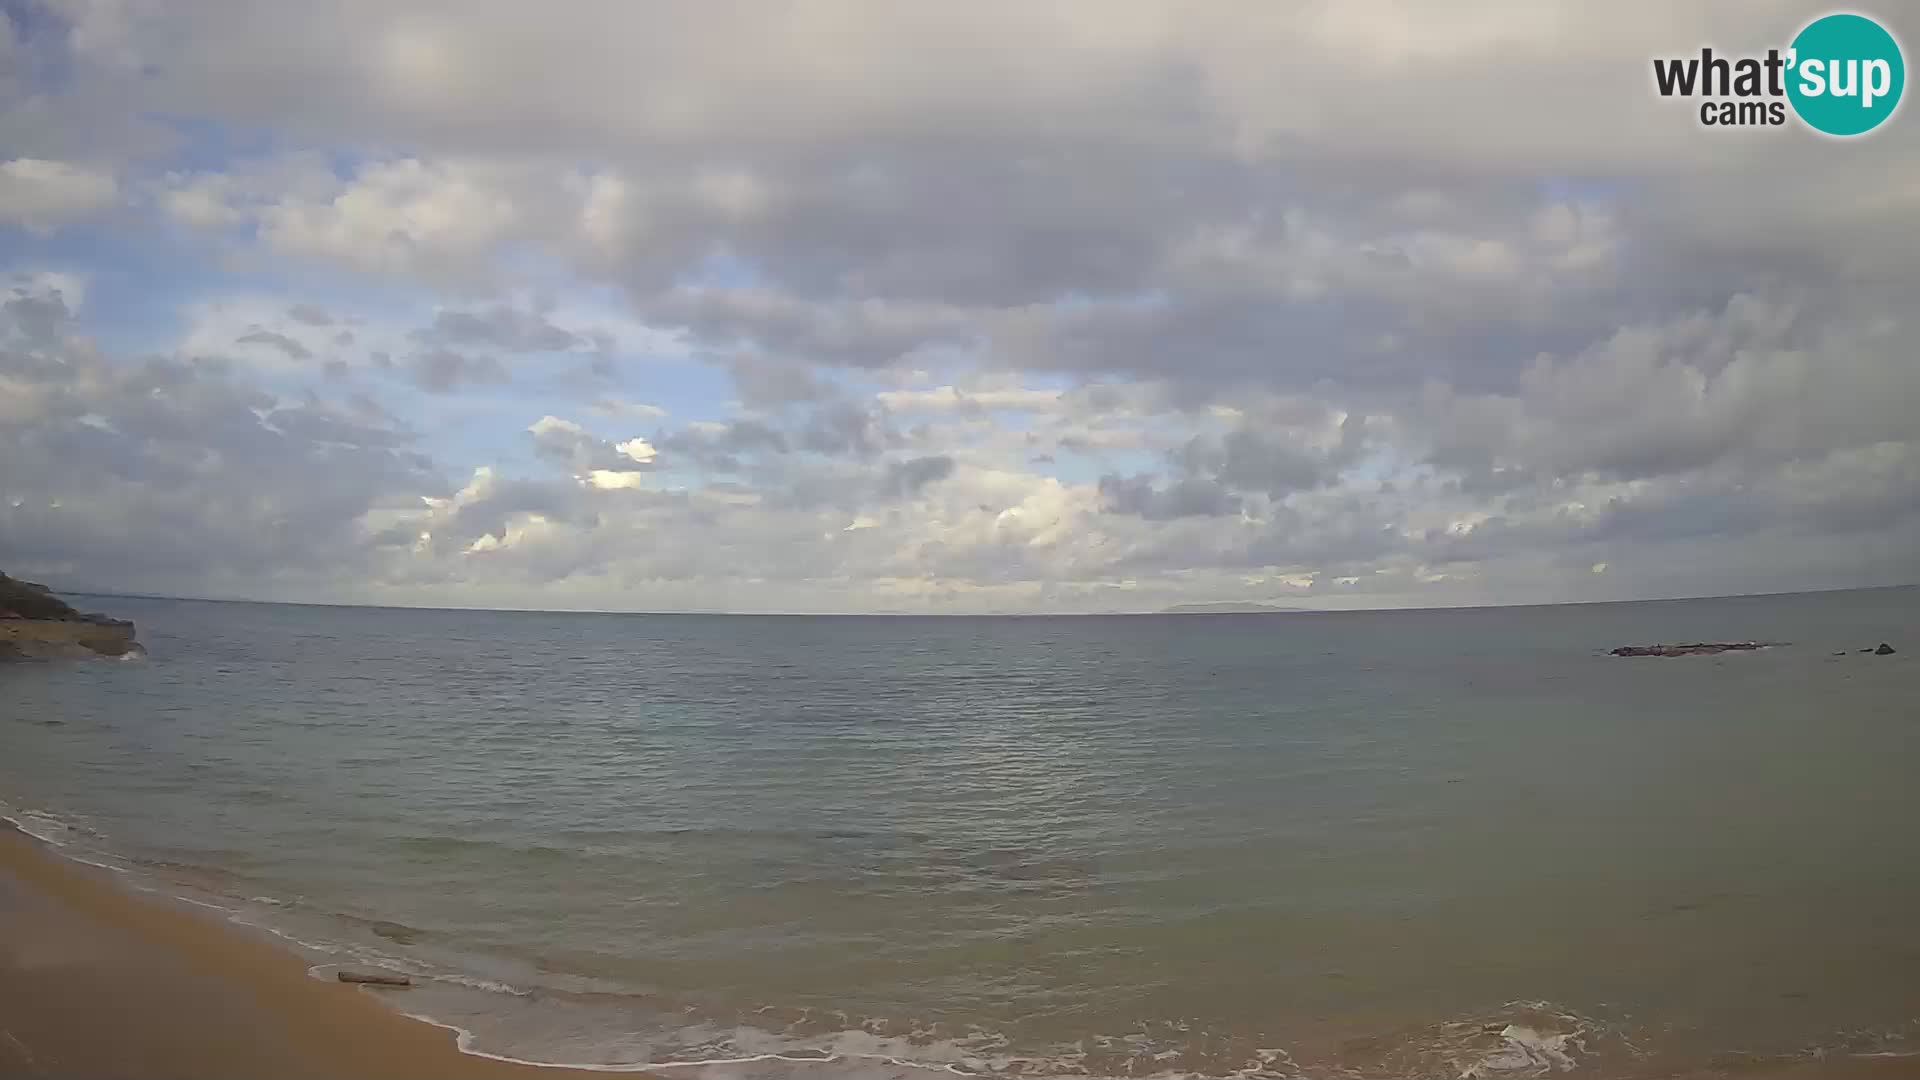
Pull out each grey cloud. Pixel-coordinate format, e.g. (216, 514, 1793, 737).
(527, 415, 653, 475)
(436, 477, 599, 554)
(266, 400, 409, 448)
(1099, 473, 1241, 520)
(0, 294, 438, 595)
(655, 419, 789, 472)
(1175, 427, 1342, 499)
(798, 401, 898, 458)
(416, 305, 579, 353)
(649, 287, 974, 368)
(881, 454, 955, 498)
(345, 391, 399, 427)
(287, 303, 334, 326)
(1411, 294, 1920, 487)
(4, 289, 72, 347)
(6, 2, 1920, 609)
(236, 329, 312, 360)
(1408, 453, 1920, 580)
(410, 348, 508, 393)
(721, 353, 830, 409)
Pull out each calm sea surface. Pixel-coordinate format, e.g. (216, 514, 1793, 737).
(4, 589, 1919, 1078)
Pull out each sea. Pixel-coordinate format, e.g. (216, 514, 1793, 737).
(3, 587, 1919, 1079)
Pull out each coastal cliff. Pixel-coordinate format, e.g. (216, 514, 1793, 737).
(0, 572, 140, 659)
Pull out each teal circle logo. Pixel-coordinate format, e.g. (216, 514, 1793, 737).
(1787, 13, 1905, 136)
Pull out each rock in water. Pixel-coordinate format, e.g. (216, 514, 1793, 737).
(1610, 642, 1770, 658)
(1875, 643, 1896, 655)
(368, 920, 420, 944)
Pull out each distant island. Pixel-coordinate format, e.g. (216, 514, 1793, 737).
(1161, 602, 1315, 615)
(0, 571, 141, 659)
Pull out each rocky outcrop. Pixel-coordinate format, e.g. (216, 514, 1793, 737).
(1610, 642, 1772, 658)
(1613, 641, 1898, 659)
(1849, 643, 1900, 655)
(0, 572, 140, 659)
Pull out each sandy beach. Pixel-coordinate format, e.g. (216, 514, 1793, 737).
(0, 822, 644, 1079)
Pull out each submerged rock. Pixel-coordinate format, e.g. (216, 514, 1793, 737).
(0, 571, 140, 659)
(1609, 642, 1771, 658)
(367, 920, 421, 945)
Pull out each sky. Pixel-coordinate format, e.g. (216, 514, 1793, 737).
(2, 1, 1917, 614)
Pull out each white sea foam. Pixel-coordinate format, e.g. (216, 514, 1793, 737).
(395, 1013, 674, 1073)
(419, 970, 538, 997)
(1456, 1022, 1584, 1078)
(2, 808, 80, 847)
(409, 1016, 1022, 1078)
(171, 894, 242, 915)
(233, 918, 345, 954)
(369, 1002, 1306, 1080)
(63, 853, 132, 874)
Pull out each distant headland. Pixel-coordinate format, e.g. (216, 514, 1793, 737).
(1160, 602, 1315, 615)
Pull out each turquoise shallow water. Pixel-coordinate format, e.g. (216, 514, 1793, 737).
(3, 588, 1919, 1078)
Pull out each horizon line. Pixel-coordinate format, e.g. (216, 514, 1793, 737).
(52, 579, 1919, 619)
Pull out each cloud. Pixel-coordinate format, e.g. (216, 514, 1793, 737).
(234, 158, 530, 284)
(527, 414, 655, 475)
(587, 396, 668, 420)
(2, 2, 1917, 610)
(877, 384, 1064, 414)
(655, 419, 790, 472)
(1175, 423, 1351, 499)
(416, 304, 580, 352)
(881, 454, 955, 497)
(1098, 473, 1242, 520)
(1414, 294, 1920, 484)
(0, 279, 437, 596)
(721, 353, 832, 409)
(410, 347, 507, 393)
(649, 287, 977, 369)
(798, 401, 901, 458)
(235, 329, 313, 361)
(3, 273, 86, 349)
(0, 159, 118, 231)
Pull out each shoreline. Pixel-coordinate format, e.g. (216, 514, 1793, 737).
(6, 819, 1920, 1080)
(0, 820, 653, 1079)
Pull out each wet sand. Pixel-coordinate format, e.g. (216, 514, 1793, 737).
(0, 823, 643, 1079)
(4, 820, 1919, 1080)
